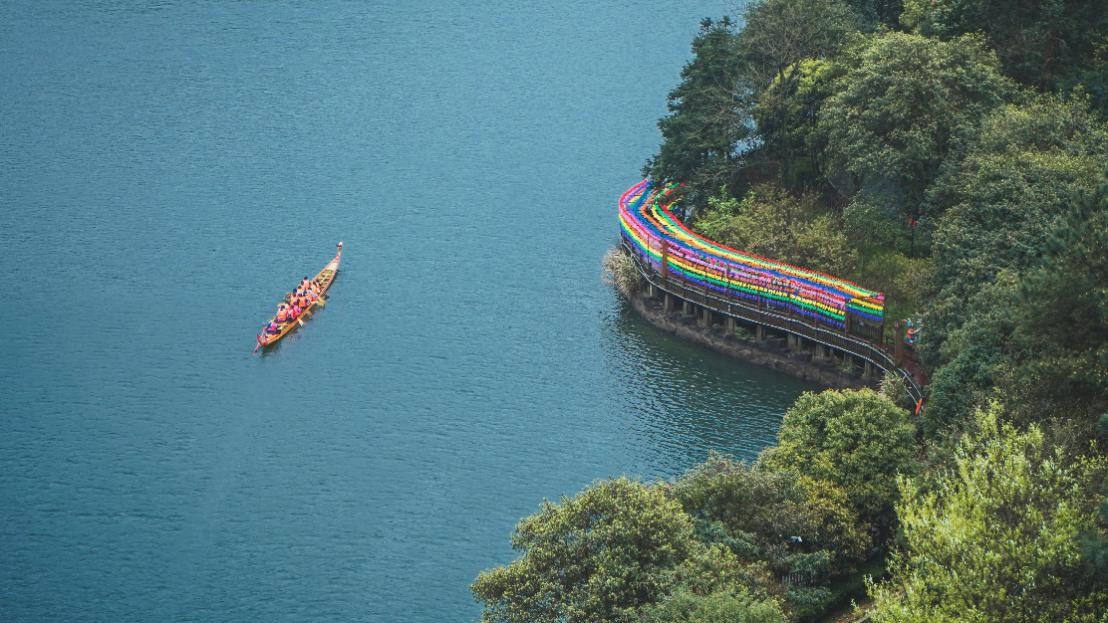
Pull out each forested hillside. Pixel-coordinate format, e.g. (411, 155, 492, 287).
(474, 2, 1107, 621)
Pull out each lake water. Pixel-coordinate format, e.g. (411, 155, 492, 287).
(0, 2, 814, 620)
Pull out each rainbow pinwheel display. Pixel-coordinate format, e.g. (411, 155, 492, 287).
(619, 180, 885, 331)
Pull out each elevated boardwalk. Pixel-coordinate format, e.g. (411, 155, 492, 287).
(617, 179, 925, 404)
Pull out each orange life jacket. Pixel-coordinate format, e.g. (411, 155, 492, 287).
(276, 309, 288, 322)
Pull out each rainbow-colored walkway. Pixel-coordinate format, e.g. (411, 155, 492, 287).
(618, 180, 884, 331)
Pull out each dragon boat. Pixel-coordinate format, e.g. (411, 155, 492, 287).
(255, 242, 342, 350)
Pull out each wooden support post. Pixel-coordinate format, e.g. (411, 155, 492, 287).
(699, 307, 711, 328)
(864, 361, 874, 380)
(664, 293, 674, 313)
(815, 343, 826, 360)
(726, 316, 736, 334)
(756, 324, 766, 341)
(682, 300, 693, 316)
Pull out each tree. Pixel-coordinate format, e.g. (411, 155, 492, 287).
(739, 0, 860, 90)
(900, 0, 1108, 104)
(674, 455, 870, 568)
(640, 587, 786, 623)
(983, 183, 1106, 442)
(752, 58, 843, 191)
(647, 18, 752, 202)
(640, 543, 788, 623)
(472, 478, 697, 623)
(925, 94, 1107, 333)
(673, 454, 870, 621)
(841, 0, 904, 28)
(921, 96, 1108, 437)
(759, 389, 917, 529)
(694, 184, 857, 276)
(816, 32, 1014, 245)
(868, 403, 1108, 622)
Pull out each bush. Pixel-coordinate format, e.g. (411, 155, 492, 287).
(694, 185, 856, 276)
(603, 246, 642, 298)
(868, 403, 1108, 622)
(759, 389, 917, 530)
(472, 478, 697, 623)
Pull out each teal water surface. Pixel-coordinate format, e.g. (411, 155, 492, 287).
(0, 2, 814, 620)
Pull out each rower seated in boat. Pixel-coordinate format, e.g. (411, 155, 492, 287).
(264, 321, 281, 335)
(275, 304, 290, 323)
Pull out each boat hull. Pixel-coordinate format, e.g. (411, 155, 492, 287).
(256, 243, 342, 349)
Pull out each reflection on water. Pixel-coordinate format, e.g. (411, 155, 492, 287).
(602, 304, 816, 476)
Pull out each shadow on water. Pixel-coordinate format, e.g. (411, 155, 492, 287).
(600, 301, 820, 469)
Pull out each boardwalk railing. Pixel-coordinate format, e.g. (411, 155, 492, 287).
(623, 241, 924, 404)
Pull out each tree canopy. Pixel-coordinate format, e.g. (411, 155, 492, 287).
(816, 32, 1015, 231)
(869, 403, 1108, 622)
(759, 389, 917, 528)
(472, 478, 697, 623)
(921, 96, 1108, 438)
(694, 184, 856, 276)
(740, 0, 860, 90)
(900, 0, 1108, 107)
(647, 18, 751, 201)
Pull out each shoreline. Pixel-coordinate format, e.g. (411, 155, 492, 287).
(620, 281, 873, 391)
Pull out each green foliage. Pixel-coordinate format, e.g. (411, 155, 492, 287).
(640, 587, 787, 623)
(923, 97, 1108, 438)
(675, 455, 871, 570)
(732, 325, 754, 341)
(878, 372, 910, 409)
(849, 247, 933, 325)
(841, 194, 907, 252)
(753, 58, 843, 190)
(840, 0, 903, 28)
(990, 183, 1108, 438)
(740, 0, 861, 89)
(694, 185, 856, 275)
(868, 403, 1108, 622)
(603, 246, 641, 298)
(672, 543, 772, 597)
(780, 583, 834, 622)
(900, 0, 1108, 106)
(647, 18, 751, 201)
(817, 32, 1014, 227)
(759, 389, 917, 528)
(927, 95, 1107, 293)
(472, 477, 696, 623)
(673, 454, 871, 621)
